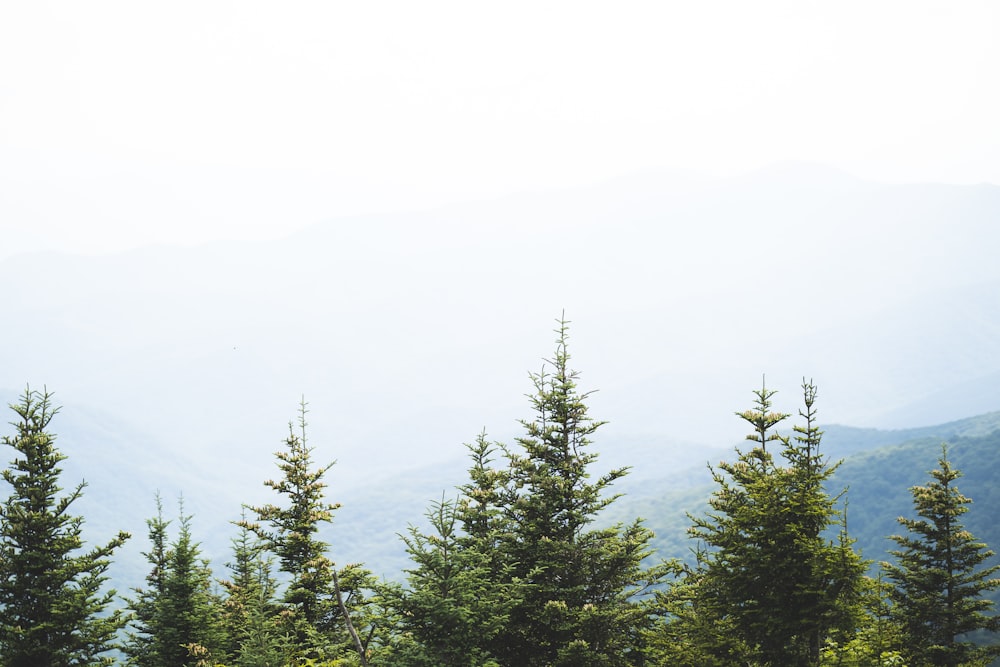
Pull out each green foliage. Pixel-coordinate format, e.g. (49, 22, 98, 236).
(124, 495, 226, 667)
(124, 494, 170, 666)
(817, 573, 907, 666)
(882, 445, 1000, 666)
(378, 489, 513, 666)
(0, 387, 129, 667)
(676, 380, 867, 666)
(9, 325, 1000, 665)
(240, 400, 373, 665)
(242, 403, 338, 635)
(383, 319, 668, 665)
(649, 555, 752, 666)
(490, 317, 668, 666)
(219, 514, 287, 667)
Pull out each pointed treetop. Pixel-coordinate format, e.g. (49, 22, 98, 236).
(736, 376, 790, 453)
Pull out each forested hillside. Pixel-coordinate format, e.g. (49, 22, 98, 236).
(2, 321, 999, 665)
(612, 412, 1000, 575)
(836, 424, 1000, 575)
(4, 1, 997, 662)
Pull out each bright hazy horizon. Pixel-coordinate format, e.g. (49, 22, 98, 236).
(1, 2, 998, 258)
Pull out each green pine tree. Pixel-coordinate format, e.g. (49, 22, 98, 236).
(161, 507, 227, 666)
(380, 431, 520, 665)
(457, 432, 510, 546)
(125, 497, 227, 667)
(220, 514, 287, 667)
(123, 494, 171, 666)
(882, 445, 1000, 667)
(240, 400, 371, 665)
(492, 317, 667, 666)
(455, 432, 522, 661)
(681, 380, 866, 666)
(818, 571, 907, 666)
(381, 492, 511, 666)
(0, 387, 129, 667)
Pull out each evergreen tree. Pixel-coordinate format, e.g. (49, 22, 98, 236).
(381, 492, 511, 666)
(681, 380, 866, 666)
(818, 571, 906, 666)
(241, 400, 371, 665)
(455, 432, 522, 660)
(647, 552, 749, 667)
(882, 445, 1000, 666)
(492, 317, 667, 666)
(124, 497, 226, 667)
(456, 432, 512, 569)
(220, 514, 286, 667)
(161, 507, 227, 666)
(0, 387, 129, 667)
(124, 494, 171, 666)
(380, 432, 519, 665)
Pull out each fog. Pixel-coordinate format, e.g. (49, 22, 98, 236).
(1, 3, 998, 579)
(2, 165, 998, 493)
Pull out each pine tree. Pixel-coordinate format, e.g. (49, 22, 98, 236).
(455, 432, 522, 660)
(220, 514, 286, 667)
(818, 571, 906, 666)
(240, 400, 371, 665)
(381, 492, 511, 666)
(124, 497, 227, 667)
(882, 445, 1000, 666)
(682, 380, 866, 666)
(647, 550, 749, 666)
(161, 507, 227, 666)
(124, 494, 171, 666)
(456, 431, 511, 569)
(0, 387, 130, 667)
(380, 431, 520, 665)
(492, 317, 667, 666)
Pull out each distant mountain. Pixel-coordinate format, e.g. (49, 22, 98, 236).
(601, 411, 1000, 580)
(818, 410, 1000, 458)
(334, 410, 1000, 582)
(833, 425, 1000, 569)
(2, 164, 999, 589)
(3, 165, 999, 474)
(2, 387, 999, 604)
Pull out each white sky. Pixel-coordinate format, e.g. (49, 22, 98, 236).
(1, 1, 998, 256)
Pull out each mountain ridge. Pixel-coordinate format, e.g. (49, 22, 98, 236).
(2, 162, 997, 586)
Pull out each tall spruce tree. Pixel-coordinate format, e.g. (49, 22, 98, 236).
(492, 317, 667, 666)
(159, 507, 226, 666)
(681, 380, 865, 666)
(381, 491, 512, 666)
(0, 387, 129, 667)
(124, 494, 171, 666)
(220, 514, 286, 667)
(455, 432, 521, 661)
(124, 497, 226, 667)
(882, 445, 1000, 667)
(380, 431, 519, 665)
(241, 400, 371, 665)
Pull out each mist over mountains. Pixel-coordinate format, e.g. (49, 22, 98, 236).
(2, 162, 998, 585)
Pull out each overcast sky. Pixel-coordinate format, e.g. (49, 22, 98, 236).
(2, 1, 998, 256)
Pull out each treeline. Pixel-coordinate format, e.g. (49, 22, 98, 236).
(1, 320, 998, 666)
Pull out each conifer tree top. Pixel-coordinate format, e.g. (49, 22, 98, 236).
(0, 386, 130, 666)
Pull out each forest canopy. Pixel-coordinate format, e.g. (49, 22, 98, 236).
(1, 319, 998, 666)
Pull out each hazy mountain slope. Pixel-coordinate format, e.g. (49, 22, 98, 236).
(333, 411, 1000, 581)
(3, 167, 997, 470)
(2, 394, 999, 599)
(2, 164, 999, 587)
(834, 427, 1000, 568)
(610, 412, 1000, 576)
(817, 411, 1000, 459)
